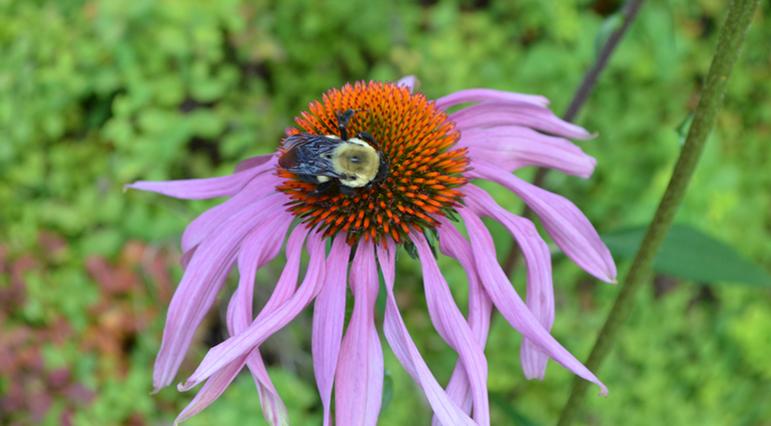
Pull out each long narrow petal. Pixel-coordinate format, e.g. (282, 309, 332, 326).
(226, 215, 294, 331)
(410, 232, 490, 425)
(335, 240, 383, 426)
(234, 154, 275, 173)
(435, 219, 493, 419)
(376, 241, 476, 426)
(436, 89, 549, 110)
(247, 355, 288, 426)
(181, 174, 283, 256)
(471, 162, 616, 283)
(227, 221, 301, 426)
(127, 157, 275, 200)
(153, 198, 286, 390)
(173, 357, 244, 425)
(312, 234, 351, 426)
(411, 232, 490, 426)
(462, 185, 554, 379)
(458, 127, 596, 178)
(179, 230, 326, 391)
(175, 215, 292, 424)
(233, 216, 294, 425)
(450, 103, 592, 140)
(459, 209, 608, 395)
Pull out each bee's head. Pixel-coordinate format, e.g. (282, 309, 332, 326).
(332, 139, 382, 188)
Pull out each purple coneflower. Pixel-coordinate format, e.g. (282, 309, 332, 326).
(128, 77, 616, 425)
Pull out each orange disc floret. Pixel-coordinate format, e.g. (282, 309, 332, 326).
(276, 81, 469, 244)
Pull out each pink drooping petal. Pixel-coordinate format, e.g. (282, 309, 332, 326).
(246, 355, 288, 426)
(450, 103, 592, 140)
(434, 218, 493, 420)
(376, 241, 476, 426)
(459, 209, 608, 395)
(175, 215, 292, 424)
(335, 240, 383, 426)
(179, 230, 326, 391)
(173, 356, 244, 425)
(463, 185, 554, 379)
(233, 216, 294, 424)
(411, 232, 490, 426)
(153, 198, 286, 391)
(181, 174, 284, 258)
(471, 162, 616, 283)
(311, 234, 351, 426)
(126, 157, 276, 200)
(458, 127, 596, 178)
(397, 75, 418, 92)
(234, 153, 275, 173)
(226, 215, 294, 331)
(436, 89, 549, 110)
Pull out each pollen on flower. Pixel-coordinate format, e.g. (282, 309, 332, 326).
(276, 81, 469, 244)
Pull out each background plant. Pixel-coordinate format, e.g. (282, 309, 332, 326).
(0, 0, 768, 425)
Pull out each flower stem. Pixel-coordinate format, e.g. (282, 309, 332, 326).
(556, 1, 760, 425)
(502, 0, 645, 276)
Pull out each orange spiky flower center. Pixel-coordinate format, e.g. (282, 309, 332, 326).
(276, 81, 469, 244)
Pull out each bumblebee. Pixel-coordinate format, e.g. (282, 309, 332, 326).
(278, 110, 388, 196)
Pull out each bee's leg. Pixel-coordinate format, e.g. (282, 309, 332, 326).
(373, 155, 389, 183)
(309, 180, 336, 197)
(336, 109, 356, 140)
(355, 131, 375, 144)
(339, 184, 356, 196)
(297, 174, 319, 184)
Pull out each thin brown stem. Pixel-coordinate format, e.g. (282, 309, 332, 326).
(501, 0, 645, 277)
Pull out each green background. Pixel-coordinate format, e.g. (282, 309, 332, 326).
(1, 0, 769, 425)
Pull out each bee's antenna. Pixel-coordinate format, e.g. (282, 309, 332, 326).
(336, 109, 357, 141)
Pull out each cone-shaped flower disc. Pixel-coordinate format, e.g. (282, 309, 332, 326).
(278, 81, 468, 243)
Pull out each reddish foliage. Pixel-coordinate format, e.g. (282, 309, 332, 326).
(0, 235, 175, 425)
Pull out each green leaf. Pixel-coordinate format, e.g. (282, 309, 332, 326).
(381, 370, 394, 412)
(602, 224, 771, 286)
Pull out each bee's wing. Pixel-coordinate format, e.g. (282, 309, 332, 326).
(279, 134, 341, 177)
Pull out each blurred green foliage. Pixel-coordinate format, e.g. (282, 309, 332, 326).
(1, 0, 769, 425)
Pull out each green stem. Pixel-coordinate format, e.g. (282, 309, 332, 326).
(556, 1, 760, 425)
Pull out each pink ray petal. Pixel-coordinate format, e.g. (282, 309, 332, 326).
(126, 157, 276, 200)
(232, 216, 294, 424)
(471, 162, 616, 283)
(234, 154, 275, 173)
(450, 103, 592, 140)
(173, 356, 244, 425)
(376, 241, 476, 426)
(181, 174, 284, 256)
(246, 354, 288, 426)
(397, 75, 418, 92)
(174, 215, 292, 424)
(458, 127, 596, 178)
(436, 89, 549, 110)
(411, 232, 490, 426)
(459, 209, 608, 395)
(312, 234, 351, 426)
(463, 185, 554, 379)
(434, 218, 493, 420)
(335, 240, 383, 426)
(179, 230, 326, 391)
(153, 198, 289, 390)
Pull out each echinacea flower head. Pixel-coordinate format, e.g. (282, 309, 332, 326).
(277, 82, 468, 243)
(128, 77, 616, 426)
